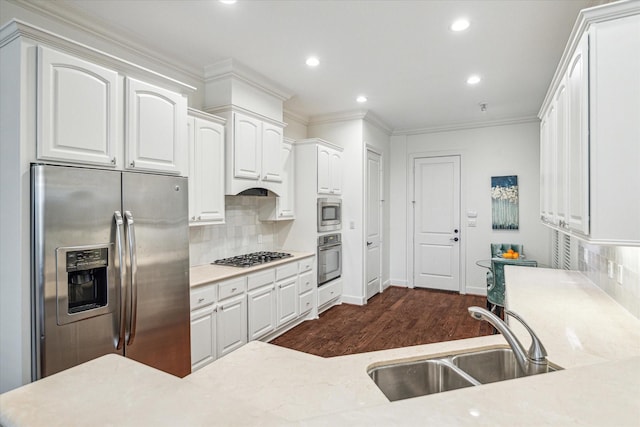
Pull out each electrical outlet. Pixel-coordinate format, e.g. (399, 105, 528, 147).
(617, 264, 624, 285)
(607, 260, 614, 279)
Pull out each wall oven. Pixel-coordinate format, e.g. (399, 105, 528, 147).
(318, 233, 342, 286)
(317, 197, 342, 232)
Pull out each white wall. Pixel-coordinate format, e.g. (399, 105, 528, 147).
(579, 243, 640, 319)
(390, 121, 551, 295)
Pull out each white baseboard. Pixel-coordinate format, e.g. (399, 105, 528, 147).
(341, 294, 365, 306)
(465, 285, 487, 296)
(390, 279, 408, 287)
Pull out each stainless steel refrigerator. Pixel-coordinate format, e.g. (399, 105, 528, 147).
(32, 164, 191, 379)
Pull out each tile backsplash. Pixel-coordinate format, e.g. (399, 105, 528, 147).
(189, 196, 277, 266)
(578, 242, 640, 319)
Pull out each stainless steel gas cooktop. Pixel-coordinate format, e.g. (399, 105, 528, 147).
(212, 251, 293, 268)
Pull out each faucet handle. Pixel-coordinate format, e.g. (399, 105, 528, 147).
(505, 309, 548, 362)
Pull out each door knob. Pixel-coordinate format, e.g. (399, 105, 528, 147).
(367, 241, 373, 246)
(450, 237, 459, 242)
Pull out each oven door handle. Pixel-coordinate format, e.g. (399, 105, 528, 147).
(318, 244, 342, 251)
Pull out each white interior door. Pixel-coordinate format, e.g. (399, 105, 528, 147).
(365, 149, 382, 300)
(413, 156, 460, 291)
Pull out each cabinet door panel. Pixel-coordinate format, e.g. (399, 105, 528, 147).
(277, 278, 298, 326)
(247, 286, 276, 341)
(126, 78, 186, 174)
(190, 306, 215, 371)
(234, 114, 261, 179)
(217, 296, 247, 357)
(317, 146, 331, 194)
(195, 119, 225, 223)
(262, 123, 283, 182)
(37, 46, 118, 166)
(567, 35, 589, 235)
(329, 150, 343, 195)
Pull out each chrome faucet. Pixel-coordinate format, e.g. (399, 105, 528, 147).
(468, 306, 549, 376)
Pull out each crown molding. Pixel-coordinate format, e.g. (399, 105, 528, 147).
(0, 19, 196, 94)
(4, 0, 204, 83)
(204, 58, 294, 102)
(283, 109, 310, 127)
(205, 104, 287, 128)
(308, 109, 393, 135)
(392, 116, 540, 136)
(187, 108, 227, 125)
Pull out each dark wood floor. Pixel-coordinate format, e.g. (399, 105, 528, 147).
(270, 286, 494, 357)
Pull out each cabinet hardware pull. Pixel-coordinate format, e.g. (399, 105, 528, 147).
(198, 297, 204, 303)
(111, 157, 116, 165)
(130, 161, 135, 167)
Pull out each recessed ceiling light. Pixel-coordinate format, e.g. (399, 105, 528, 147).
(450, 18, 470, 32)
(466, 75, 481, 85)
(219, 0, 237, 4)
(356, 95, 368, 103)
(306, 56, 320, 67)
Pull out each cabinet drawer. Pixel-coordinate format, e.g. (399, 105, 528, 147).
(190, 285, 216, 310)
(299, 291, 314, 315)
(276, 262, 298, 281)
(298, 271, 314, 294)
(298, 257, 313, 273)
(247, 269, 275, 291)
(318, 279, 342, 307)
(218, 277, 246, 301)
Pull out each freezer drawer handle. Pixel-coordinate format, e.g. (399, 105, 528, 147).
(125, 211, 138, 346)
(114, 211, 127, 350)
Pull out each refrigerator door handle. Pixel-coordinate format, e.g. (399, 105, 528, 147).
(124, 210, 138, 346)
(114, 211, 127, 350)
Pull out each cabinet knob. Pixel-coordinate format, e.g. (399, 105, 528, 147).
(130, 161, 135, 167)
(231, 287, 237, 292)
(197, 215, 202, 220)
(198, 297, 205, 303)
(111, 157, 116, 165)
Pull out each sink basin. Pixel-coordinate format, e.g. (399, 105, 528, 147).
(367, 347, 562, 401)
(451, 348, 561, 384)
(452, 348, 524, 384)
(368, 359, 477, 401)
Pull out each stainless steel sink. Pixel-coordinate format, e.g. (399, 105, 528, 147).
(368, 359, 478, 401)
(451, 348, 561, 384)
(367, 347, 562, 401)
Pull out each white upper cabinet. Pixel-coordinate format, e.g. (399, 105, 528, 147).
(317, 145, 343, 195)
(566, 34, 589, 236)
(188, 111, 226, 225)
(126, 77, 187, 175)
(226, 111, 285, 195)
(259, 139, 295, 221)
(233, 113, 261, 180)
(37, 46, 118, 167)
(261, 123, 284, 183)
(539, 4, 640, 245)
(35, 44, 190, 176)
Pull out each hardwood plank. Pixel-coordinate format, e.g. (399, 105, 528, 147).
(270, 286, 493, 357)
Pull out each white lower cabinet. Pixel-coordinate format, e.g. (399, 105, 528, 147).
(190, 305, 216, 371)
(216, 276, 247, 358)
(247, 269, 276, 341)
(189, 284, 217, 372)
(318, 279, 342, 311)
(276, 277, 298, 326)
(190, 256, 315, 370)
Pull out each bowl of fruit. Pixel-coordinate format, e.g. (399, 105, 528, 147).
(501, 249, 519, 259)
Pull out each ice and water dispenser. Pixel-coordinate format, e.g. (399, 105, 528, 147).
(56, 244, 114, 325)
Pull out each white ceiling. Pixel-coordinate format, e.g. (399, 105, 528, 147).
(20, 0, 603, 132)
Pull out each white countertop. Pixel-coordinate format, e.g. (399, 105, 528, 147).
(190, 251, 315, 287)
(2, 267, 640, 426)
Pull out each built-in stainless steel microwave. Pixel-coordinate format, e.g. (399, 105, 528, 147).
(318, 197, 342, 232)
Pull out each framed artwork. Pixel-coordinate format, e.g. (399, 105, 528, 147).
(491, 175, 519, 230)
